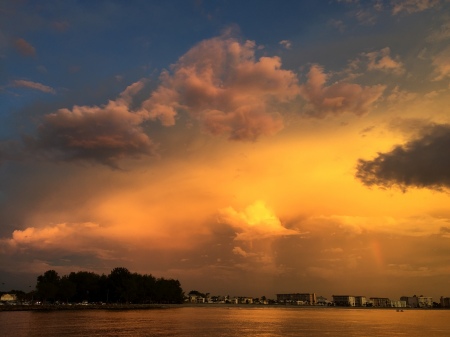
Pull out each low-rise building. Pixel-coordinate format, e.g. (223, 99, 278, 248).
(238, 297, 253, 304)
(370, 297, 391, 307)
(401, 296, 418, 308)
(355, 296, 367, 307)
(188, 295, 205, 303)
(316, 296, 330, 306)
(277, 293, 316, 305)
(400, 295, 432, 308)
(418, 296, 433, 308)
(391, 300, 407, 308)
(440, 296, 450, 308)
(332, 295, 355, 307)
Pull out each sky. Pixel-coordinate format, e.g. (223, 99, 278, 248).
(1, 0, 450, 301)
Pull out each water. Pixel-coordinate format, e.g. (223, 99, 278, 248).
(1, 306, 449, 336)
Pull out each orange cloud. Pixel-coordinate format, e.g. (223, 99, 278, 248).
(300, 64, 385, 117)
(364, 47, 405, 75)
(218, 200, 300, 241)
(432, 46, 450, 80)
(391, 0, 440, 15)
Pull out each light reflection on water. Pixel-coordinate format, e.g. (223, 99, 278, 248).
(1, 307, 450, 337)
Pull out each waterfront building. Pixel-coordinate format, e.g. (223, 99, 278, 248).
(238, 297, 253, 304)
(369, 297, 392, 307)
(400, 295, 433, 308)
(418, 296, 433, 308)
(355, 296, 367, 307)
(276, 293, 316, 305)
(316, 296, 329, 306)
(390, 300, 407, 308)
(400, 296, 418, 308)
(188, 295, 205, 303)
(332, 295, 355, 307)
(440, 296, 450, 307)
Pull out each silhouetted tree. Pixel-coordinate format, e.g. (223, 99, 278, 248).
(68, 271, 101, 302)
(32, 267, 184, 304)
(108, 267, 133, 303)
(155, 278, 184, 303)
(58, 275, 76, 303)
(36, 270, 60, 303)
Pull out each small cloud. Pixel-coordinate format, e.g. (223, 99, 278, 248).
(373, 0, 384, 11)
(68, 65, 81, 73)
(52, 21, 70, 32)
(299, 64, 385, 117)
(386, 86, 417, 103)
(279, 40, 292, 49)
(322, 247, 344, 254)
(218, 200, 300, 241)
(355, 9, 377, 25)
(363, 47, 405, 75)
(13, 38, 36, 57)
(432, 46, 450, 81)
(232, 246, 257, 257)
(12, 80, 56, 94)
(328, 19, 345, 33)
(427, 22, 450, 43)
(360, 125, 375, 137)
(391, 0, 440, 15)
(36, 65, 48, 73)
(424, 90, 440, 99)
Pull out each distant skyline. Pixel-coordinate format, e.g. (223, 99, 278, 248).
(1, 0, 450, 300)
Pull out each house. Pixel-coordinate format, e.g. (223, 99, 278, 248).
(0, 293, 17, 302)
(188, 295, 205, 303)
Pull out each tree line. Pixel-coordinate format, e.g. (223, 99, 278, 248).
(34, 267, 184, 304)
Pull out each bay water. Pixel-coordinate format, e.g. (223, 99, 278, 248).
(1, 306, 449, 336)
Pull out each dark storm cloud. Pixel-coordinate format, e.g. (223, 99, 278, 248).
(356, 123, 450, 191)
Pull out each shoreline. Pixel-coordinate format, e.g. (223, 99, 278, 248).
(1, 303, 447, 312)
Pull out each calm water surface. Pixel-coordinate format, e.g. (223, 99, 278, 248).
(1, 306, 449, 336)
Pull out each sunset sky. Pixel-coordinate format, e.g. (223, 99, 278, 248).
(1, 0, 450, 300)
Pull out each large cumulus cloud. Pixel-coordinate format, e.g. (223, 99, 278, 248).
(140, 36, 299, 141)
(356, 123, 450, 190)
